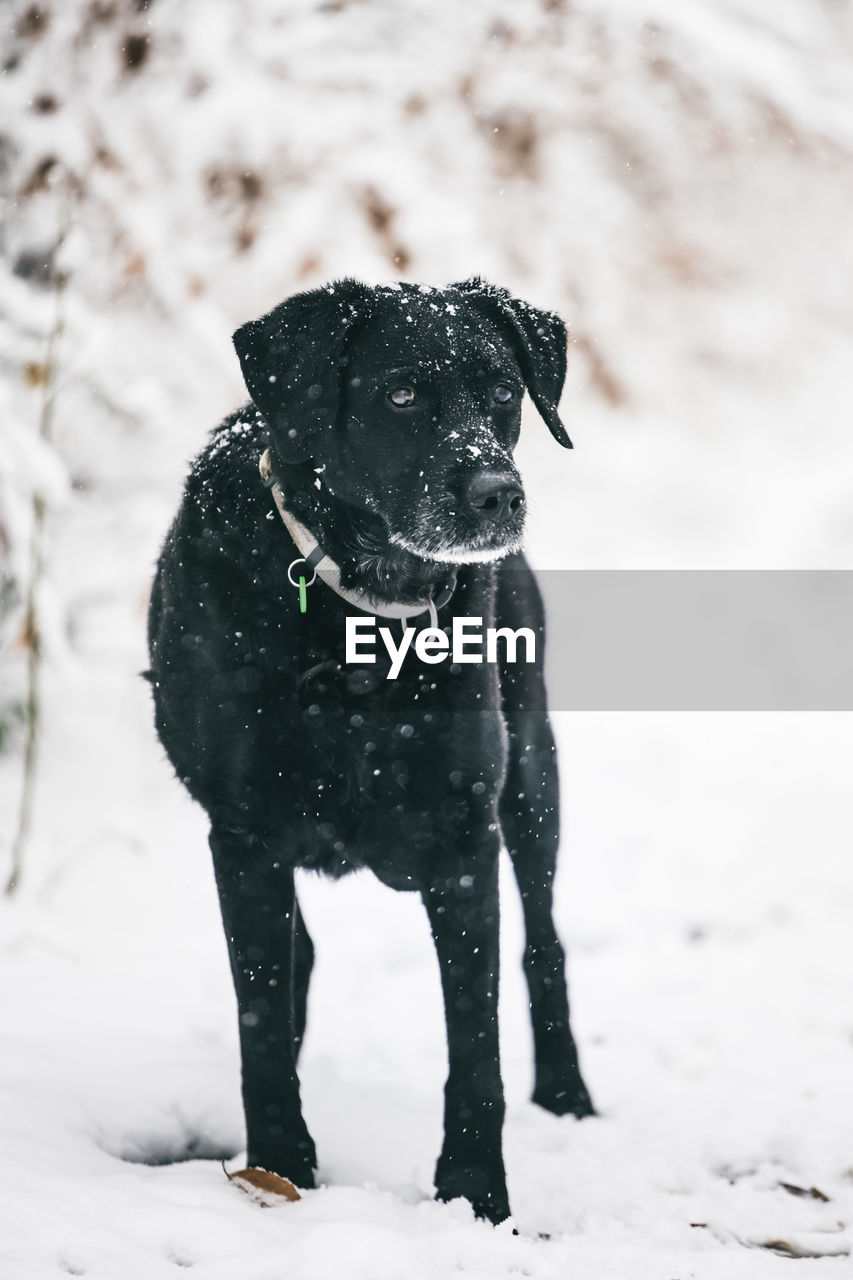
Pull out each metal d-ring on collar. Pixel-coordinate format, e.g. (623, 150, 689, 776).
(259, 448, 456, 627)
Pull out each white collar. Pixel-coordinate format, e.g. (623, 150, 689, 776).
(260, 449, 440, 626)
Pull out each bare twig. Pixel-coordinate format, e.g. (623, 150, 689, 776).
(4, 264, 68, 896)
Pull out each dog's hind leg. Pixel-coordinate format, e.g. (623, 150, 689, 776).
(210, 823, 317, 1186)
(500, 712, 595, 1119)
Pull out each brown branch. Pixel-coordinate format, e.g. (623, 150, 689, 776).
(5, 266, 68, 896)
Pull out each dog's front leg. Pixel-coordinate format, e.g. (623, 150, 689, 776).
(210, 825, 317, 1187)
(422, 845, 509, 1225)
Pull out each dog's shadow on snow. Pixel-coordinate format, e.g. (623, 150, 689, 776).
(100, 1119, 240, 1168)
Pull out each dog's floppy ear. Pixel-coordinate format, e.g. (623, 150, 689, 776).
(233, 279, 372, 461)
(451, 277, 572, 448)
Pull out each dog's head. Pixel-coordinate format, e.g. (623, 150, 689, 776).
(234, 278, 571, 565)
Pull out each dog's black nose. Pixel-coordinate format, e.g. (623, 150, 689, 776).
(466, 472, 525, 524)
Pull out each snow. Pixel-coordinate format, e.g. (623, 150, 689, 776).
(2, 0, 853, 1275)
(2, 706, 851, 1276)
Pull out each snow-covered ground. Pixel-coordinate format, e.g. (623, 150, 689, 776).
(2, 0, 852, 1276)
(2, 692, 852, 1277)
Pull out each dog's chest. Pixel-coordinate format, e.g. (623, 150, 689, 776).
(264, 649, 508, 878)
(291, 648, 507, 790)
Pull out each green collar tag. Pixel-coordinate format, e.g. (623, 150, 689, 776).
(298, 575, 308, 613)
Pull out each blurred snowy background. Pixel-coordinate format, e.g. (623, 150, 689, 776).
(1, 1, 851, 1276)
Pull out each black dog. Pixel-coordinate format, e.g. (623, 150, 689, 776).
(147, 277, 593, 1225)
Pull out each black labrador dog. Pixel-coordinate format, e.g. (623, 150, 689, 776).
(147, 277, 593, 1225)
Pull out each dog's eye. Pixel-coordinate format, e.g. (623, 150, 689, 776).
(389, 387, 415, 407)
(492, 384, 515, 404)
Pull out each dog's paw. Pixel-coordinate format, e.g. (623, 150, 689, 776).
(246, 1141, 317, 1191)
(532, 1069, 596, 1119)
(435, 1157, 511, 1225)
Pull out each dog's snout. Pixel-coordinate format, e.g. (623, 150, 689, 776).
(466, 472, 525, 525)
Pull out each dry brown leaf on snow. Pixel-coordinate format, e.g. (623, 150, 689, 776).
(224, 1164, 301, 1207)
(755, 1233, 850, 1260)
(778, 1181, 831, 1203)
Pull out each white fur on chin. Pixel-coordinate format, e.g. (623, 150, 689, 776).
(389, 533, 522, 565)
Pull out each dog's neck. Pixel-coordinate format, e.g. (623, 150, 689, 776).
(270, 454, 457, 608)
